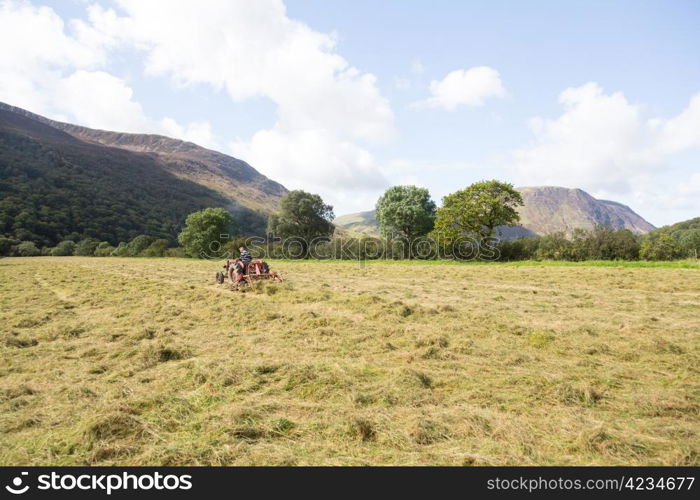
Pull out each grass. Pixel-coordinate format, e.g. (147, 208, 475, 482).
(0, 256, 698, 466)
(273, 258, 700, 269)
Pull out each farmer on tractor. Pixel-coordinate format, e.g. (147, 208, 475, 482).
(216, 246, 281, 288)
(226, 246, 253, 284)
(239, 246, 252, 265)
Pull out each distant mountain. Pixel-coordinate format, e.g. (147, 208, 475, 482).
(334, 186, 655, 238)
(333, 210, 379, 236)
(515, 186, 655, 236)
(0, 102, 287, 246)
(0, 102, 286, 213)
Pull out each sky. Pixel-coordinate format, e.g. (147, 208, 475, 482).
(1, 0, 699, 226)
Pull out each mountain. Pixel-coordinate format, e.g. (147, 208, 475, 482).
(334, 186, 655, 238)
(0, 102, 287, 246)
(333, 210, 379, 236)
(514, 186, 654, 236)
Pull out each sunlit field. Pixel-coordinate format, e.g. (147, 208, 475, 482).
(1, 257, 698, 465)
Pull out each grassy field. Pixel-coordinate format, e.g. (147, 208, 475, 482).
(1, 257, 698, 466)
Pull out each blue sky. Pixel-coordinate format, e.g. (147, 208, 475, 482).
(1, 0, 699, 225)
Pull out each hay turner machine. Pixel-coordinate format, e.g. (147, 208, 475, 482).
(216, 259, 283, 290)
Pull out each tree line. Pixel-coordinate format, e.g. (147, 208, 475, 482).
(2, 179, 698, 261)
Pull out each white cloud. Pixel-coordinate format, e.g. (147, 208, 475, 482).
(231, 128, 387, 192)
(0, 1, 219, 148)
(415, 66, 507, 110)
(0, 0, 103, 112)
(513, 83, 700, 191)
(54, 70, 150, 131)
(82, 0, 395, 197)
(677, 172, 700, 197)
(160, 119, 219, 150)
(512, 82, 700, 224)
(655, 94, 700, 154)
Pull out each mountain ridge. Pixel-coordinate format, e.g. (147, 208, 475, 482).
(0, 102, 287, 245)
(0, 102, 287, 213)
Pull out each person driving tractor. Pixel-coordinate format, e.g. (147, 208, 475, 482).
(226, 246, 253, 284)
(239, 246, 252, 266)
(217, 246, 281, 288)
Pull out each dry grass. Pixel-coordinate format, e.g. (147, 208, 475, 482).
(0, 256, 698, 466)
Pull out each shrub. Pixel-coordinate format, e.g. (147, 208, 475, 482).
(640, 234, 683, 261)
(75, 238, 101, 256)
(51, 240, 76, 256)
(0, 237, 19, 256)
(127, 235, 155, 256)
(140, 239, 169, 257)
(535, 232, 572, 260)
(94, 242, 115, 257)
(677, 229, 700, 257)
(110, 242, 129, 257)
(110, 235, 154, 257)
(15, 241, 41, 256)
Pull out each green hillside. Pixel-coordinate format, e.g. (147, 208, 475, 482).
(333, 210, 380, 236)
(0, 106, 273, 247)
(643, 217, 700, 255)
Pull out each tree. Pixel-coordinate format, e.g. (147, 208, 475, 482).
(111, 241, 130, 257)
(141, 239, 170, 257)
(94, 241, 115, 257)
(677, 229, 700, 256)
(126, 235, 155, 256)
(608, 229, 640, 260)
(177, 208, 236, 258)
(74, 238, 100, 256)
(640, 234, 682, 261)
(535, 232, 572, 260)
(375, 186, 436, 240)
(267, 190, 334, 255)
(0, 237, 19, 256)
(51, 240, 76, 256)
(433, 180, 524, 243)
(15, 241, 41, 256)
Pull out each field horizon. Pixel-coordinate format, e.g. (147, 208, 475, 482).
(1, 257, 698, 465)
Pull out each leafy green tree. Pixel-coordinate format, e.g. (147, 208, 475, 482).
(141, 239, 170, 257)
(433, 180, 524, 242)
(94, 242, 115, 257)
(127, 235, 155, 256)
(584, 226, 640, 260)
(267, 190, 334, 254)
(74, 238, 100, 256)
(16, 241, 41, 256)
(608, 229, 640, 260)
(497, 237, 540, 261)
(534, 232, 572, 260)
(111, 242, 130, 257)
(640, 234, 682, 260)
(51, 240, 76, 256)
(677, 229, 700, 256)
(0, 237, 19, 256)
(375, 186, 436, 240)
(177, 208, 236, 258)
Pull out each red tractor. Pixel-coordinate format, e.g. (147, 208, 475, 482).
(216, 259, 283, 290)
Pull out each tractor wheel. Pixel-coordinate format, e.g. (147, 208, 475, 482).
(215, 271, 225, 284)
